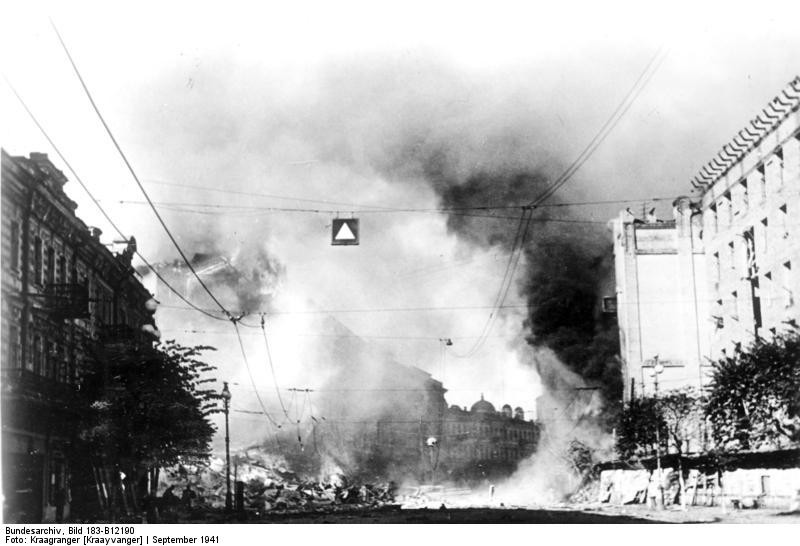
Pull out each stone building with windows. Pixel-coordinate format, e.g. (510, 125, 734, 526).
(696, 77, 800, 360)
(436, 395, 539, 483)
(612, 77, 800, 401)
(1, 150, 158, 522)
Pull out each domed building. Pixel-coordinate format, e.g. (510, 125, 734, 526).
(470, 394, 496, 414)
(438, 394, 539, 483)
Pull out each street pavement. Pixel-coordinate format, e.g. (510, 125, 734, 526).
(196, 504, 800, 523)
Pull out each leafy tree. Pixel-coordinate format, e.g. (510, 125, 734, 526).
(79, 340, 220, 518)
(659, 387, 706, 457)
(705, 332, 800, 451)
(616, 396, 666, 460)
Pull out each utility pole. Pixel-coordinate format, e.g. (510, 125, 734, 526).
(221, 382, 232, 513)
(651, 357, 665, 508)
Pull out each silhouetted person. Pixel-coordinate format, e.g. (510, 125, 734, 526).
(55, 487, 67, 522)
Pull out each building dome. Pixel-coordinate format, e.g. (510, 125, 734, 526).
(501, 404, 513, 418)
(470, 394, 496, 414)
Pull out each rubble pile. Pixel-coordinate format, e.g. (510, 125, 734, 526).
(159, 447, 397, 516)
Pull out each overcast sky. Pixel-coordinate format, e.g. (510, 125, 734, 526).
(2, 0, 799, 444)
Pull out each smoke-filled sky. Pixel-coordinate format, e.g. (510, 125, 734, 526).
(3, 0, 800, 446)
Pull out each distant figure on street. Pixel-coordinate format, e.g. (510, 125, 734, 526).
(181, 485, 197, 510)
(489, 484, 495, 501)
(55, 487, 67, 522)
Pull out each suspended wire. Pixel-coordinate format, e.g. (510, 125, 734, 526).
(458, 210, 534, 358)
(140, 178, 678, 212)
(50, 19, 233, 319)
(527, 46, 668, 208)
(453, 47, 668, 360)
(111, 197, 672, 215)
(158, 302, 531, 315)
(49, 20, 301, 439)
(231, 321, 282, 429)
(160, 328, 516, 340)
(142, 178, 405, 211)
(2, 74, 229, 323)
(451, 208, 531, 358)
(114, 200, 611, 224)
(259, 314, 292, 424)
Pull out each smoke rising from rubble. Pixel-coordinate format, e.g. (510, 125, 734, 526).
(121, 52, 626, 487)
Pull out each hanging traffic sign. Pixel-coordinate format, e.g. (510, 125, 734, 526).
(331, 218, 359, 246)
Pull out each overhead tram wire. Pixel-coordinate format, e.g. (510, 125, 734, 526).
(527, 46, 668, 209)
(259, 314, 292, 424)
(2, 75, 229, 323)
(114, 200, 612, 223)
(451, 207, 531, 359)
(50, 20, 232, 320)
(459, 210, 534, 358)
(12, 68, 282, 436)
(231, 320, 282, 429)
(452, 46, 668, 359)
(50, 20, 294, 436)
(139, 178, 677, 213)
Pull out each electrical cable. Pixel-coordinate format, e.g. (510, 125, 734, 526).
(259, 314, 292, 424)
(2, 74, 230, 323)
(231, 320, 282, 429)
(51, 19, 233, 319)
(451, 208, 532, 358)
(139, 178, 677, 212)
(527, 47, 668, 208)
(452, 47, 668, 360)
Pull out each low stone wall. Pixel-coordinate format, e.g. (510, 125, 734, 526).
(598, 467, 800, 509)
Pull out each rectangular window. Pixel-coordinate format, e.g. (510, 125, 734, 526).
(783, 262, 794, 308)
(758, 162, 767, 201)
(713, 252, 721, 290)
(58, 346, 69, 384)
(33, 335, 43, 375)
(46, 247, 55, 285)
(731, 291, 739, 320)
(774, 148, 784, 190)
(779, 204, 789, 238)
(740, 180, 749, 214)
(722, 192, 732, 226)
(46, 341, 57, 379)
(763, 272, 772, 309)
(34, 237, 43, 285)
(8, 325, 20, 368)
(10, 221, 20, 270)
(728, 241, 736, 271)
(57, 255, 66, 284)
(708, 204, 718, 235)
(714, 299, 724, 329)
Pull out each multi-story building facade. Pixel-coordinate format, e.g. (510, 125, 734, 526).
(438, 396, 538, 483)
(1, 150, 158, 522)
(696, 78, 800, 359)
(612, 198, 710, 401)
(613, 77, 800, 401)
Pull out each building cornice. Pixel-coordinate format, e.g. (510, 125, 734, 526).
(691, 76, 800, 192)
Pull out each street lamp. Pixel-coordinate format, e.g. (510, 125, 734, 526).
(650, 357, 665, 508)
(221, 382, 232, 512)
(426, 437, 439, 485)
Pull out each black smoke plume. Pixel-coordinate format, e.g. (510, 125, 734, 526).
(408, 156, 623, 421)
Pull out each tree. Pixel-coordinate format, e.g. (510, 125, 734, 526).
(659, 387, 706, 457)
(616, 396, 666, 460)
(705, 331, 800, 451)
(79, 340, 219, 518)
